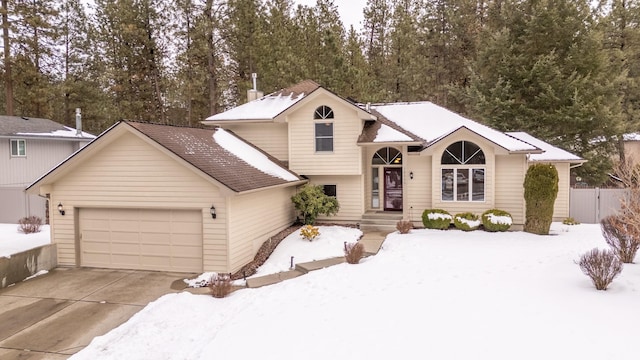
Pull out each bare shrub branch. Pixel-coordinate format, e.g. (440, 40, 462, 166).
(18, 216, 43, 234)
(396, 220, 413, 234)
(577, 248, 623, 290)
(209, 273, 233, 298)
(601, 215, 640, 263)
(344, 242, 365, 264)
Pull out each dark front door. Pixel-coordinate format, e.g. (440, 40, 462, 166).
(384, 167, 403, 211)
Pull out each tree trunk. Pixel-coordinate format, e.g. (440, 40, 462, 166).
(2, 0, 13, 115)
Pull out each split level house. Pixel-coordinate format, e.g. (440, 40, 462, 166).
(27, 80, 584, 274)
(1, 116, 94, 223)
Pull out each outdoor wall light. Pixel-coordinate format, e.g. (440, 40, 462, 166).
(410, 171, 414, 180)
(210, 205, 216, 219)
(57, 203, 65, 216)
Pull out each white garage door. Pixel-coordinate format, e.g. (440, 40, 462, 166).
(80, 208, 203, 272)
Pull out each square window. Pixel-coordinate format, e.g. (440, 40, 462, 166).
(315, 123, 333, 152)
(442, 168, 484, 202)
(323, 185, 337, 198)
(10, 139, 26, 157)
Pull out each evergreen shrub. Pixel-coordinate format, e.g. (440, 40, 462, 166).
(291, 185, 339, 225)
(421, 209, 452, 230)
(481, 209, 513, 232)
(453, 212, 480, 231)
(523, 164, 558, 235)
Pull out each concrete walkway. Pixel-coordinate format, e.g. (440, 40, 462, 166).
(0, 268, 194, 359)
(246, 231, 388, 288)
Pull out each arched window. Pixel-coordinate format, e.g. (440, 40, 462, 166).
(372, 147, 402, 165)
(314, 105, 334, 119)
(314, 106, 334, 152)
(441, 141, 485, 202)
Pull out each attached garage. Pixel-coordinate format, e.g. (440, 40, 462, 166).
(26, 121, 305, 273)
(79, 208, 203, 272)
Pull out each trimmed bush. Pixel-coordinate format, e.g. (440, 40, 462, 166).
(562, 217, 580, 225)
(209, 273, 233, 298)
(421, 209, 452, 230)
(18, 216, 43, 234)
(578, 248, 623, 290)
(300, 225, 320, 241)
(453, 212, 480, 231)
(524, 164, 558, 235)
(481, 209, 512, 232)
(396, 220, 413, 234)
(601, 215, 640, 263)
(291, 184, 340, 225)
(344, 242, 365, 264)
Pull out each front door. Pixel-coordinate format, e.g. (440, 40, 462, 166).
(384, 167, 403, 211)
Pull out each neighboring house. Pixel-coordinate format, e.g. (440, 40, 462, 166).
(623, 133, 640, 163)
(203, 80, 585, 229)
(0, 116, 94, 223)
(25, 80, 585, 275)
(26, 121, 305, 273)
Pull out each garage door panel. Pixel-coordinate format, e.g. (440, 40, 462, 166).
(80, 208, 203, 272)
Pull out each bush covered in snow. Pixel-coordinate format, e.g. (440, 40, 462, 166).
(421, 209, 452, 230)
(18, 216, 43, 234)
(481, 209, 512, 232)
(577, 248, 622, 290)
(453, 213, 480, 231)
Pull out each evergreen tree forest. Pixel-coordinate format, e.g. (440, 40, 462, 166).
(2, 0, 640, 184)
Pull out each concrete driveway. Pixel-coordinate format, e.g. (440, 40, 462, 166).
(0, 268, 196, 360)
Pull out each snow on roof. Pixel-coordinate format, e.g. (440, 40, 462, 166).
(205, 93, 306, 121)
(213, 128, 299, 181)
(371, 102, 538, 152)
(624, 133, 640, 141)
(17, 126, 96, 139)
(374, 123, 414, 142)
(506, 132, 584, 162)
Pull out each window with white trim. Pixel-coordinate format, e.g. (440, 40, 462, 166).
(441, 141, 485, 201)
(314, 105, 334, 152)
(10, 139, 26, 157)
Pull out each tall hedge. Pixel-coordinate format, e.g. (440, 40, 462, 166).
(524, 164, 558, 235)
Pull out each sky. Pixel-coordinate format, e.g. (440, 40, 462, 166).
(294, 0, 369, 30)
(69, 223, 640, 360)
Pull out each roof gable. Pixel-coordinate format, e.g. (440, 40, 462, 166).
(28, 121, 303, 194)
(0, 115, 95, 140)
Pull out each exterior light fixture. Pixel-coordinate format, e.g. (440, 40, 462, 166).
(210, 205, 216, 219)
(410, 171, 414, 180)
(57, 203, 65, 216)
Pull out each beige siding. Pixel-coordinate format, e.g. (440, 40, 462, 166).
(624, 141, 640, 164)
(1, 138, 77, 187)
(404, 154, 432, 223)
(306, 175, 363, 222)
(288, 95, 363, 175)
(49, 132, 228, 272)
(546, 162, 570, 220)
(428, 130, 499, 218)
(227, 187, 296, 273)
(495, 155, 527, 226)
(222, 123, 289, 162)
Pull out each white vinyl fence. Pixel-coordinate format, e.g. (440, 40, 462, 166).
(569, 188, 628, 224)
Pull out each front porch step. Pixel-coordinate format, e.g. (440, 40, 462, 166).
(359, 212, 404, 233)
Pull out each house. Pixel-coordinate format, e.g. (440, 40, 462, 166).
(26, 121, 305, 273)
(25, 80, 584, 274)
(0, 115, 95, 223)
(203, 80, 585, 229)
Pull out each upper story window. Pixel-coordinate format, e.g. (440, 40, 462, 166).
(441, 141, 485, 201)
(10, 139, 26, 157)
(314, 106, 334, 152)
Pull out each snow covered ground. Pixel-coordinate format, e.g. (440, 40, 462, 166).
(0, 223, 50, 258)
(70, 223, 640, 360)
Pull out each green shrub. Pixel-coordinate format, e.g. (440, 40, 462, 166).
(481, 209, 513, 232)
(300, 225, 320, 241)
(453, 212, 480, 231)
(524, 164, 558, 235)
(291, 185, 340, 225)
(562, 217, 580, 225)
(422, 209, 452, 230)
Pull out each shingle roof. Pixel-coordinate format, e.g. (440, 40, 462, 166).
(0, 115, 94, 139)
(506, 132, 585, 162)
(126, 122, 302, 192)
